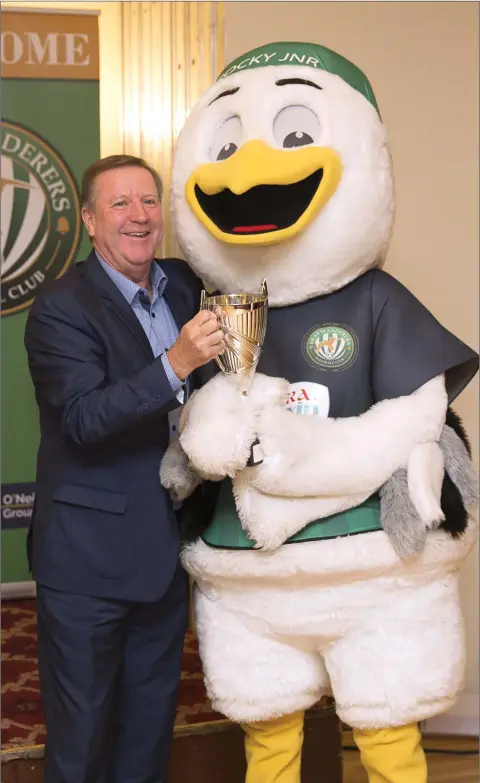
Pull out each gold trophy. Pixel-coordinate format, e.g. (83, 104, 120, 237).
(200, 280, 268, 464)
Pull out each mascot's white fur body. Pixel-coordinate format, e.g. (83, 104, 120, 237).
(163, 45, 478, 738)
(189, 535, 467, 728)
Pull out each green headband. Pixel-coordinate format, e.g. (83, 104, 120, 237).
(218, 41, 380, 116)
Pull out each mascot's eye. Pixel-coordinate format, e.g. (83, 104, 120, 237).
(283, 131, 314, 148)
(209, 115, 243, 162)
(273, 105, 321, 149)
(216, 142, 238, 161)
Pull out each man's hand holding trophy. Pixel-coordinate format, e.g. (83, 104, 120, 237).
(176, 280, 272, 477)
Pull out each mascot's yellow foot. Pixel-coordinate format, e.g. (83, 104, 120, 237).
(242, 710, 304, 783)
(353, 723, 427, 783)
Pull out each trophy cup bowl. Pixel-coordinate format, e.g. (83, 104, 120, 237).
(200, 279, 268, 396)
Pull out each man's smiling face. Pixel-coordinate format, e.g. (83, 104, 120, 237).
(82, 166, 163, 279)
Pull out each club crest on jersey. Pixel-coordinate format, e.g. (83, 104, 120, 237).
(302, 323, 358, 371)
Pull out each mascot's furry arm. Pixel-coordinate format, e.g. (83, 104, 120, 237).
(178, 371, 446, 496)
(179, 373, 447, 493)
(162, 373, 477, 554)
(229, 412, 477, 554)
(244, 375, 447, 499)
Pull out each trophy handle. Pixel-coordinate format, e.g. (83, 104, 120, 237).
(261, 279, 268, 299)
(200, 289, 207, 309)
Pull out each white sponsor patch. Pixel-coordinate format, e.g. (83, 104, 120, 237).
(284, 381, 330, 418)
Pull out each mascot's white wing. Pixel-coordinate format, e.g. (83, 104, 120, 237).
(233, 374, 448, 550)
(232, 443, 446, 553)
(176, 372, 447, 548)
(232, 472, 371, 551)
(248, 374, 446, 499)
(179, 372, 290, 478)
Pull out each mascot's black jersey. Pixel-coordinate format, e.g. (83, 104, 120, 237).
(195, 270, 478, 549)
(257, 269, 478, 418)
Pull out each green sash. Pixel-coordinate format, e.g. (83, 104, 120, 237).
(202, 480, 382, 549)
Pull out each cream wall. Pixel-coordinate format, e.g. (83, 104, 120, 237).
(225, 1, 479, 731)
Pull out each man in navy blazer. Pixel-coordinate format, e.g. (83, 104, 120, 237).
(24, 155, 224, 783)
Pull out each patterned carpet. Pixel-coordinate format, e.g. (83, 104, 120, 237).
(1, 598, 224, 751)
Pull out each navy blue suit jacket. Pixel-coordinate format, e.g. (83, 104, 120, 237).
(24, 251, 210, 601)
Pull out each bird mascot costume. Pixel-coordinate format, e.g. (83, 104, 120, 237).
(162, 43, 479, 783)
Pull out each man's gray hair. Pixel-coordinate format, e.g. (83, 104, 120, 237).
(81, 154, 163, 208)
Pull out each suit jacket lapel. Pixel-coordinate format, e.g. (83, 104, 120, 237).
(86, 251, 153, 360)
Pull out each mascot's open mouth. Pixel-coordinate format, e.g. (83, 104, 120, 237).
(194, 170, 323, 235)
(185, 140, 342, 245)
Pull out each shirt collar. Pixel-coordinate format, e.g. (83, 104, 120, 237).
(96, 251, 167, 305)
(150, 259, 168, 298)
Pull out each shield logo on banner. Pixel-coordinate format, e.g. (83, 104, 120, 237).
(1, 120, 81, 316)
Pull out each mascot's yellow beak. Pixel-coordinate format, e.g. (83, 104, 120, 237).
(185, 139, 343, 245)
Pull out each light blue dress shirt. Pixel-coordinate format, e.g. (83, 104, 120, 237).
(96, 253, 186, 442)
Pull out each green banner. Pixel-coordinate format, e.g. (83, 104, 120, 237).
(1, 10, 100, 587)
